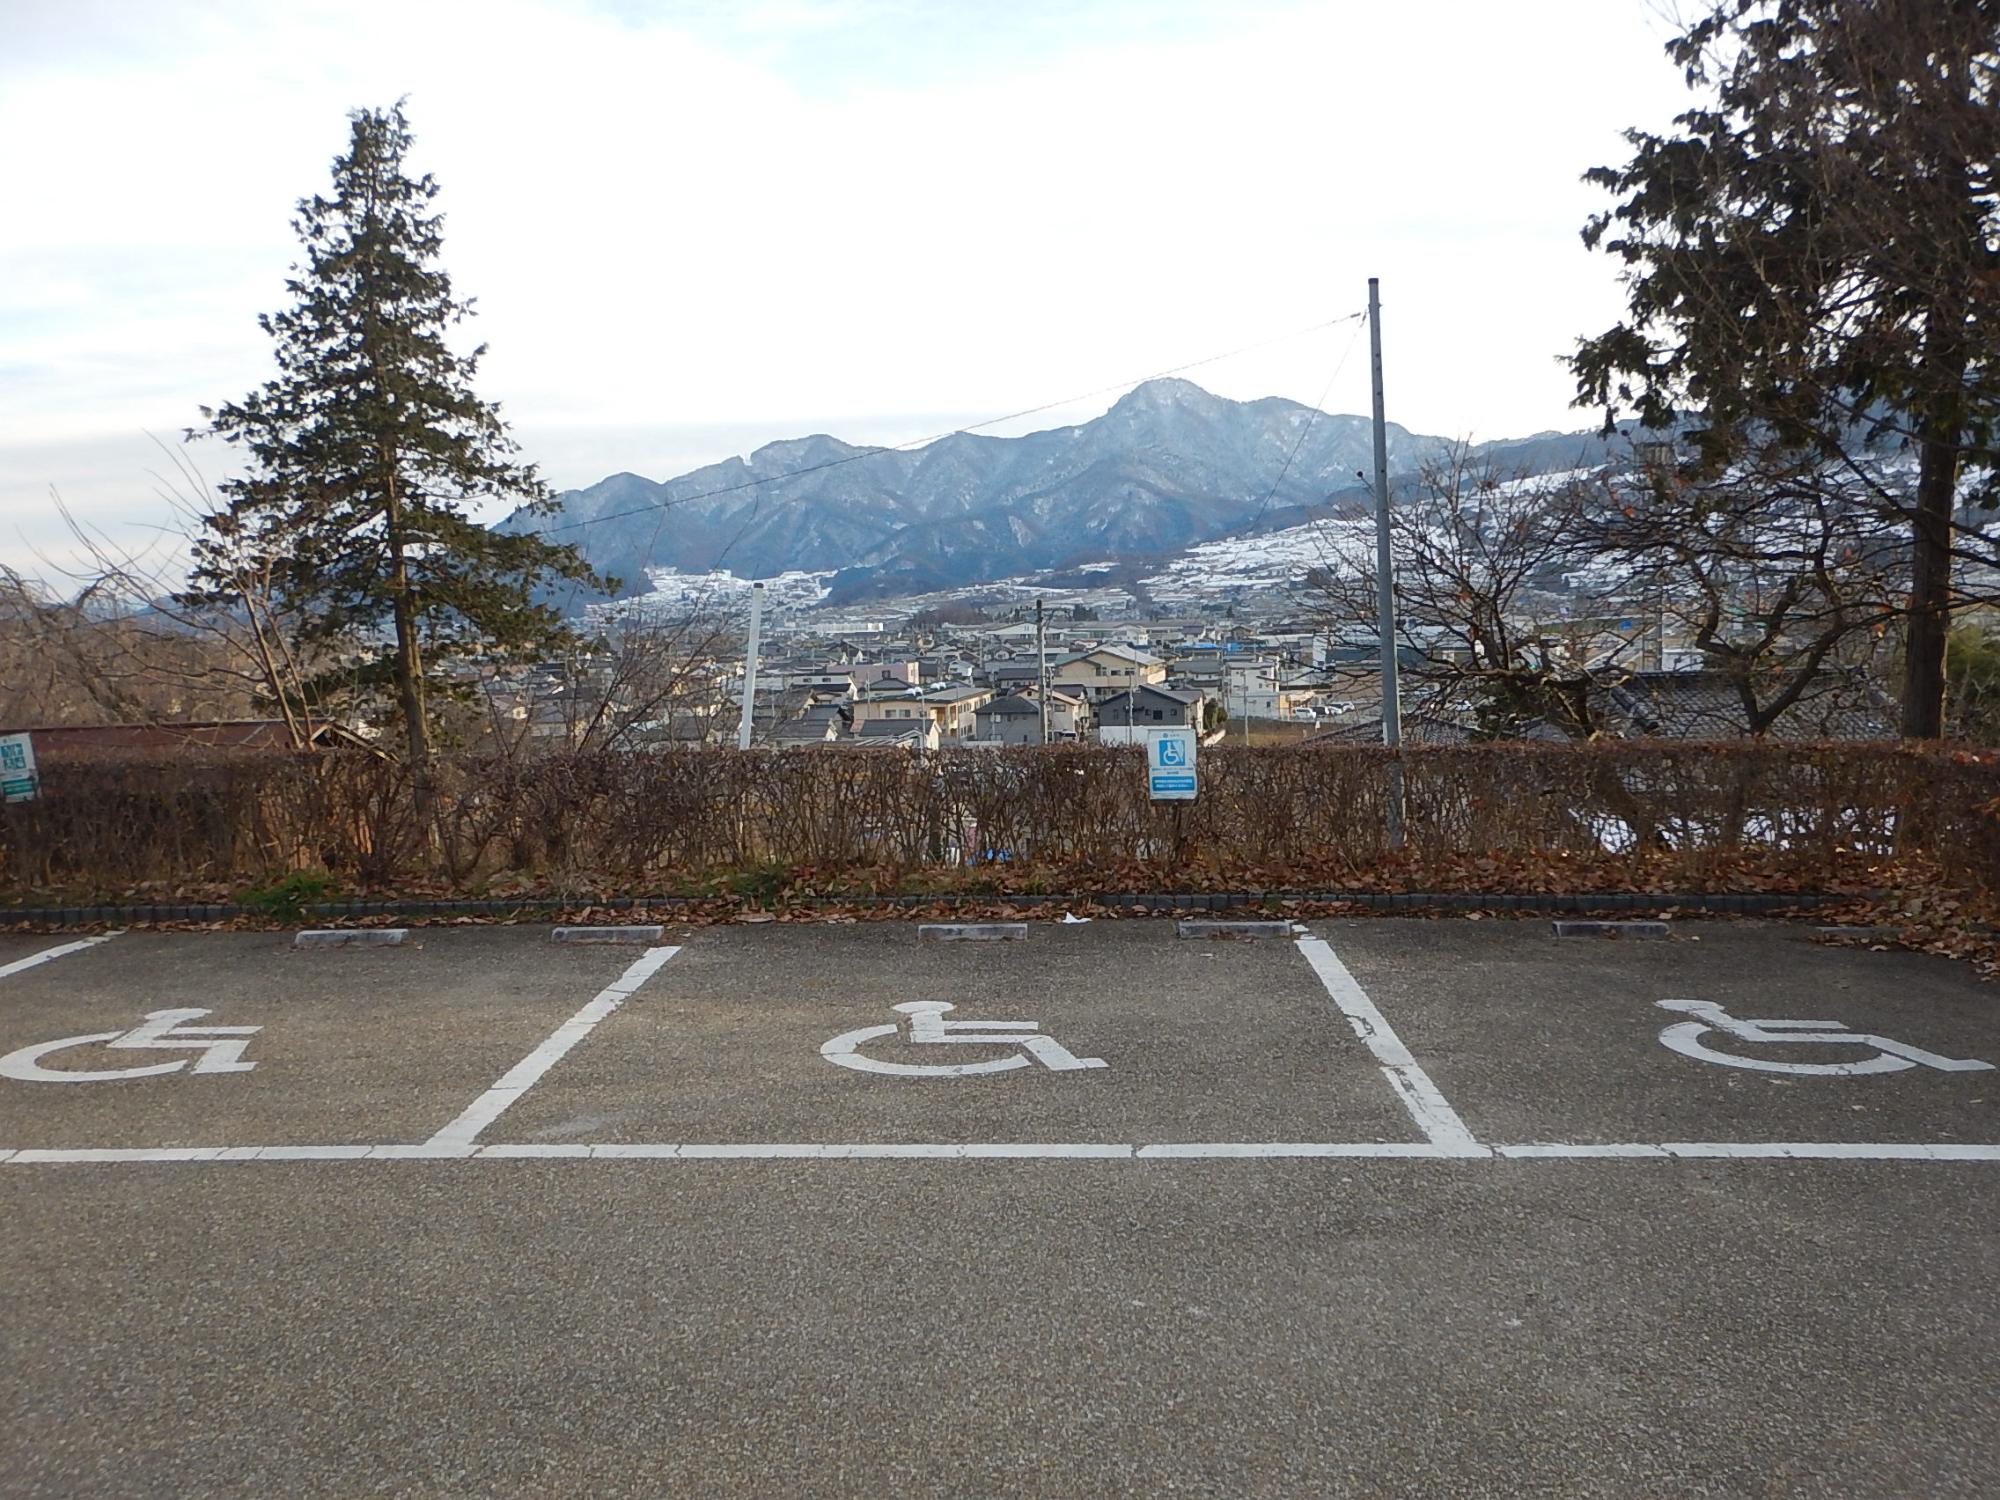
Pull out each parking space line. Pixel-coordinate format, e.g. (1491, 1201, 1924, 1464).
(3, 1139, 2000, 1165)
(1137, 1142, 1453, 1158)
(1500, 1142, 2000, 1161)
(1658, 1142, 2000, 1161)
(0, 932, 119, 980)
(424, 945, 682, 1149)
(11, 1146, 231, 1163)
(1295, 937, 1487, 1157)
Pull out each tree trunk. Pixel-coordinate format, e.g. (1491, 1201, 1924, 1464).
(381, 468, 431, 764)
(390, 572, 430, 762)
(1899, 54, 1976, 743)
(1900, 425, 1957, 740)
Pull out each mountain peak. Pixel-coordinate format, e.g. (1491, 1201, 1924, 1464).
(522, 382, 1613, 608)
(748, 433, 861, 470)
(1110, 377, 1221, 415)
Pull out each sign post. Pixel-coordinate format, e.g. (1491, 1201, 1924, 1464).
(1145, 726, 1197, 801)
(0, 732, 37, 803)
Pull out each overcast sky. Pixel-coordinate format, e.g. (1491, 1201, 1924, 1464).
(1, 0, 1693, 582)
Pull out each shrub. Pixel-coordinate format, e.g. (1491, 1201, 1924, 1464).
(1, 741, 1991, 901)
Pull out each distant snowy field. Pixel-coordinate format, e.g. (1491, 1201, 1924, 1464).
(1141, 518, 1376, 603)
(586, 566, 835, 628)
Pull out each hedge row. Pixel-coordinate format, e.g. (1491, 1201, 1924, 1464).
(3, 742, 1995, 899)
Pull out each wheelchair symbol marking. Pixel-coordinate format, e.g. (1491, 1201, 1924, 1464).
(821, 1001, 1108, 1078)
(0, 1008, 262, 1083)
(1158, 739, 1187, 767)
(1654, 1000, 1994, 1078)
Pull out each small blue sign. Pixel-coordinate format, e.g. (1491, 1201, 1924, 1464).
(1145, 728, 1198, 801)
(0, 732, 37, 803)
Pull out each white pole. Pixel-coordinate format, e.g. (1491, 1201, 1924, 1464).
(736, 581, 764, 751)
(1370, 278, 1400, 750)
(1370, 277, 1406, 846)
(1035, 597, 1050, 745)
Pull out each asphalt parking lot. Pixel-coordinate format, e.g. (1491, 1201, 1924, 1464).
(1, 919, 1995, 1497)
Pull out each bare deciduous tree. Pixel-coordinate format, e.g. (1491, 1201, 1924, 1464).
(1307, 448, 1623, 736)
(1575, 448, 1905, 735)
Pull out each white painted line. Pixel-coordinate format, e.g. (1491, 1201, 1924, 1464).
(1137, 1141, 1462, 1159)
(1498, 1142, 2000, 1161)
(10, 1146, 229, 1163)
(3, 1139, 1999, 1166)
(0, 932, 119, 980)
(424, 945, 681, 1149)
(1294, 937, 1486, 1157)
(1658, 1141, 2000, 1161)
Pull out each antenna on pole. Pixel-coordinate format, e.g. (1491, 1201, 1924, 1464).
(736, 581, 764, 751)
(1369, 278, 1405, 845)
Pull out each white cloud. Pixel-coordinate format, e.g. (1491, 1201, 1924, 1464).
(0, 0, 1690, 578)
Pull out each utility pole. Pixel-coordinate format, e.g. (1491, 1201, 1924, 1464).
(1035, 597, 1050, 745)
(1370, 277, 1405, 845)
(736, 581, 764, 751)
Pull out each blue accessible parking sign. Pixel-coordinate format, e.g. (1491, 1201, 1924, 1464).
(1146, 727, 1198, 801)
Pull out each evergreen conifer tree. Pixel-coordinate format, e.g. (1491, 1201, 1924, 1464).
(184, 102, 608, 759)
(1571, 0, 1998, 737)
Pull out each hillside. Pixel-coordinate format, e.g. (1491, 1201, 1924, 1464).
(502, 378, 1617, 607)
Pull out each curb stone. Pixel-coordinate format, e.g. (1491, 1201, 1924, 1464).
(1550, 920, 1671, 939)
(295, 929, 409, 948)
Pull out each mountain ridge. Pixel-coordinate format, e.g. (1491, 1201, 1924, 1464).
(504, 378, 1617, 606)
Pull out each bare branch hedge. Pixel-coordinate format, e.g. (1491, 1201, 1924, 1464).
(4, 742, 1996, 900)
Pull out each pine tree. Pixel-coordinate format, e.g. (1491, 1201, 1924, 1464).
(184, 102, 608, 759)
(1571, 0, 1998, 738)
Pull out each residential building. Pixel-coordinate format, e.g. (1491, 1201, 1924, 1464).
(851, 683, 993, 743)
(985, 661, 1045, 693)
(1095, 685, 1208, 745)
(971, 687, 1091, 744)
(851, 719, 940, 751)
(770, 703, 850, 747)
(1050, 645, 1167, 702)
(1589, 669, 1896, 740)
(855, 662, 921, 693)
(973, 694, 1044, 746)
(849, 687, 929, 733)
(921, 684, 995, 743)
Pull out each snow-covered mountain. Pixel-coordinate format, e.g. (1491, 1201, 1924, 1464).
(504, 378, 1618, 608)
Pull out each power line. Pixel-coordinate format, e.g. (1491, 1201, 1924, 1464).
(1240, 313, 1369, 532)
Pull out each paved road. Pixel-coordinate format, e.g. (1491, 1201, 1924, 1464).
(1, 920, 1994, 1497)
